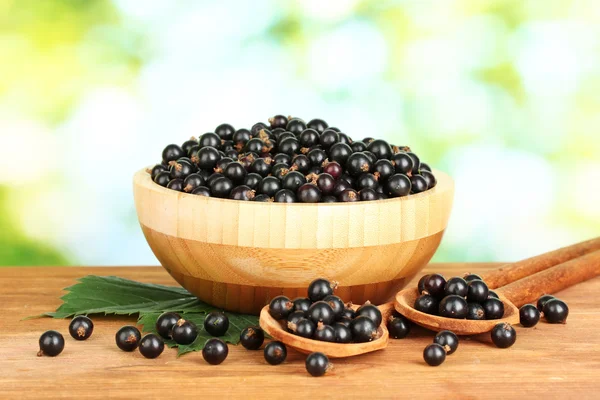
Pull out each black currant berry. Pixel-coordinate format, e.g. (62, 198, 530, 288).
(196, 146, 221, 170)
(519, 304, 540, 327)
(243, 173, 263, 191)
(253, 194, 271, 202)
(202, 338, 229, 365)
(69, 315, 94, 341)
(439, 295, 468, 319)
(292, 297, 312, 313)
(307, 148, 327, 167)
(410, 175, 428, 194)
(351, 141, 367, 152)
(350, 316, 378, 343)
(414, 294, 439, 315)
(250, 158, 273, 177)
(215, 123, 235, 140)
(183, 173, 206, 193)
(169, 160, 193, 180)
(240, 326, 265, 350)
(154, 171, 171, 187)
(423, 274, 447, 299)
(191, 186, 211, 196)
(264, 341, 287, 365)
(491, 323, 516, 348)
(198, 132, 221, 149)
(230, 185, 256, 201)
(313, 173, 335, 195)
(373, 159, 395, 182)
(386, 174, 411, 197)
(314, 322, 336, 342)
(338, 189, 359, 202)
(156, 312, 181, 339)
(467, 280, 489, 303)
(359, 188, 378, 201)
(289, 318, 316, 338)
(543, 299, 569, 323)
(305, 352, 332, 377)
(258, 176, 282, 197)
(320, 129, 340, 150)
(337, 132, 352, 145)
(421, 170, 437, 189)
(483, 298, 504, 319)
(406, 152, 420, 174)
(271, 163, 289, 180)
(323, 295, 345, 320)
(162, 144, 185, 164)
(308, 278, 336, 302)
(463, 273, 482, 282)
(417, 274, 430, 294)
(269, 115, 288, 129)
(356, 301, 383, 327)
(390, 153, 414, 174)
(342, 306, 356, 319)
(434, 330, 459, 355)
(38, 331, 65, 357)
(182, 137, 199, 155)
(149, 164, 167, 181)
(333, 323, 352, 343)
(346, 152, 372, 177)
(444, 277, 468, 297)
(287, 310, 306, 327)
(322, 160, 342, 179)
(366, 139, 392, 160)
(423, 343, 446, 366)
(210, 176, 234, 198)
(329, 143, 353, 165)
(307, 118, 328, 133)
(171, 319, 198, 345)
(488, 290, 499, 299)
(322, 195, 337, 203)
(274, 189, 296, 203)
(421, 162, 432, 172)
(537, 294, 555, 312)
(299, 128, 320, 149)
(269, 296, 294, 321)
(297, 183, 322, 203)
(286, 118, 307, 135)
(307, 301, 335, 325)
(116, 326, 142, 352)
(233, 129, 251, 147)
(166, 179, 184, 191)
(291, 154, 311, 174)
(279, 137, 300, 156)
(139, 334, 164, 359)
(387, 313, 411, 339)
(223, 162, 247, 184)
(466, 303, 486, 320)
(244, 138, 264, 154)
(337, 316, 353, 327)
(204, 312, 229, 337)
(356, 173, 379, 191)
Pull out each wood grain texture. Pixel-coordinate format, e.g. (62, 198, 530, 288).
(1, 264, 599, 399)
(133, 168, 453, 313)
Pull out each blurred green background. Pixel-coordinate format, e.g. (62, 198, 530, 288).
(1, 0, 599, 266)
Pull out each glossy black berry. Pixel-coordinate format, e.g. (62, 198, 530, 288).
(269, 295, 294, 320)
(367, 139, 392, 160)
(166, 178, 184, 191)
(322, 295, 344, 320)
(258, 176, 282, 197)
(162, 144, 185, 164)
(351, 141, 367, 152)
(182, 173, 205, 193)
(423, 274, 447, 299)
(444, 277, 468, 297)
(337, 132, 352, 145)
(198, 132, 221, 149)
(312, 173, 334, 195)
(253, 194, 271, 202)
(202, 338, 229, 365)
(230, 185, 255, 201)
(274, 189, 296, 203)
(115, 326, 142, 352)
(222, 162, 246, 185)
(373, 159, 395, 182)
(279, 137, 300, 155)
(280, 171, 304, 193)
(337, 316, 353, 327)
(434, 330, 459, 354)
(410, 175, 428, 194)
(169, 160, 194, 180)
(250, 158, 273, 177)
(314, 322, 336, 342)
(299, 128, 320, 149)
(466, 303, 486, 320)
(307, 118, 328, 133)
(423, 343, 446, 366)
(38, 330, 65, 357)
(292, 297, 312, 313)
(243, 173, 263, 191)
(215, 123, 235, 140)
(289, 318, 316, 339)
(322, 160, 342, 179)
(491, 323, 516, 348)
(297, 183, 322, 203)
(305, 352, 332, 377)
(210, 176, 234, 198)
(346, 152, 372, 177)
(386, 173, 411, 197)
(467, 280, 489, 303)
(406, 152, 421, 174)
(519, 304, 540, 327)
(439, 295, 468, 319)
(204, 312, 229, 337)
(320, 129, 340, 150)
(356, 302, 383, 327)
(543, 299, 569, 323)
(156, 312, 181, 339)
(269, 115, 288, 129)
(271, 163, 289, 180)
(417, 274, 430, 294)
(307, 301, 335, 325)
(272, 152, 291, 166)
(291, 154, 311, 174)
(196, 146, 221, 170)
(240, 326, 265, 350)
(537, 294, 555, 312)
(329, 143, 353, 165)
(483, 298, 504, 319)
(350, 316, 378, 343)
(307, 148, 327, 167)
(420, 162, 432, 172)
(191, 186, 211, 196)
(286, 118, 307, 135)
(487, 290, 499, 299)
(421, 170, 437, 189)
(233, 129, 251, 147)
(414, 294, 439, 315)
(69, 315, 94, 341)
(341, 307, 356, 320)
(154, 171, 171, 187)
(150, 164, 167, 181)
(287, 310, 306, 327)
(264, 341, 287, 365)
(171, 319, 198, 345)
(182, 137, 199, 155)
(322, 195, 337, 203)
(139, 334, 164, 359)
(390, 153, 414, 174)
(308, 278, 336, 302)
(333, 323, 352, 343)
(387, 313, 411, 339)
(463, 273, 482, 282)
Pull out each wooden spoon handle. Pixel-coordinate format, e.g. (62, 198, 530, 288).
(482, 237, 600, 289)
(496, 250, 600, 307)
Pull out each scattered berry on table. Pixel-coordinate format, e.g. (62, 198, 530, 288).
(155, 312, 181, 339)
(543, 299, 569, 324)
(202, 338, 229, 365)
(387, 312, 411, 339)
(171, 319, 198, 345)
(115, 326, 142, 352)
(433, 330, 459, 355)
(491, 323, 517, 348)
(38, 330, 65, 357)
(519, 304, 540, 327)
(69, 315, 94, 341)
(139, 334, 164, 359)
(423, 343, 446, 366)
(204, 312, 230, 337)
(240, 326, 265, 350)
(305, 352, 332, 377)
(264, 341, 287, 365)
(536, 294, 556, 312)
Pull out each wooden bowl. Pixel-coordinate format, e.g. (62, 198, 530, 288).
(133, 168, 454, 314)
(259, 302, 395, 358)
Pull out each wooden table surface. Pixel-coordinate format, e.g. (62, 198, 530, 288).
(1, 264, 599, 399)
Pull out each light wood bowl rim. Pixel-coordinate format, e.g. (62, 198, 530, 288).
(394, 288, 520, 335)
(259, 302, 395, 358)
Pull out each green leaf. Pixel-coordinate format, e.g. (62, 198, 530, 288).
(36, 275, 261, 356)
(138, 312, 260, 356)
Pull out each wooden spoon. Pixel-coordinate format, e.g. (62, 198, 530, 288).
(259, 302, 395, 358)
(395, 249, 600, 335)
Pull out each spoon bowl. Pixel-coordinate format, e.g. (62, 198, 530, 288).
(259, 302, 395, 358)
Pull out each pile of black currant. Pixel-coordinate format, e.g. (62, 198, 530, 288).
(149, 115, 437, 202)
(414, 273, 505, 320)
(423, 330, 459, 366)
(518, 294, 569, 327)
(269, 278, 383, 343)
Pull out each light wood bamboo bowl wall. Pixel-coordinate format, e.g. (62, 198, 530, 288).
(133, 168, 454, 314)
